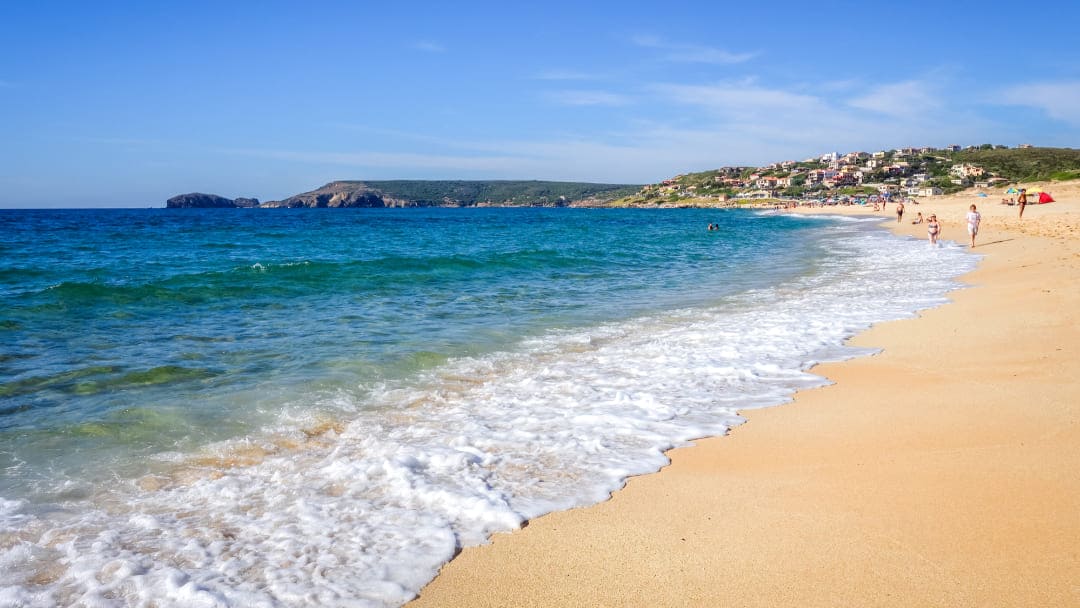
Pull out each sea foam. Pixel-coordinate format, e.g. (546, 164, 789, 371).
(0, 218, 977, 607)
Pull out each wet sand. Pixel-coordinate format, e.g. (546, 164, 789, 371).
(409, 182, 1080, 607)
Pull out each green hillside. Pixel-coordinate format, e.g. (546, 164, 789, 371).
(353, 180, 640, 205)
(944, 147, 1080, 182)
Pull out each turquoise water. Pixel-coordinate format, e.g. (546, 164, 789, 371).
(0, 207, 976, 606)
(0, 208, 816, 496)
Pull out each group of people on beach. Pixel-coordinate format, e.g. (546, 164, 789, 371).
(921, 205, 981, 248)
(1000, 188, 1030, 219)
(876, 195, 987, 249)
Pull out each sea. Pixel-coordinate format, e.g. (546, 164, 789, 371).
(0, 207, 976, 607)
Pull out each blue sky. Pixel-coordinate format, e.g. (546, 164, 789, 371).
(2, 0, 1079, 207)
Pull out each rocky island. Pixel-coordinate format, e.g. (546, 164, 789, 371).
(166, 193, 251, 208)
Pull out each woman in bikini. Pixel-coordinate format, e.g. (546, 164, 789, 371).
(927, 214, 941, 246)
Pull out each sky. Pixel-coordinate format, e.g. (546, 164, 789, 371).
(2, 0, 1079, 207)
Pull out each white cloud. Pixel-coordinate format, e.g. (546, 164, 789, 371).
(1000, 80, 1080, 126)
(631, 35, 755, 64)
(647, 78, 996, 157)
(651, 80, 829, 124)
(848, 80, 942, 117)
(545, 90, 631, 106)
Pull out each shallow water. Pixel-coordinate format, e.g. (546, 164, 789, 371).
(0, 208, 976, 607)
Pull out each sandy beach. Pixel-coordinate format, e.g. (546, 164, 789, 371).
(409, 182, 1080, 607)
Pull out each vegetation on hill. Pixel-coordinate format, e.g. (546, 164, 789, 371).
(351, 180, 640, 206)
(944, 147, 1080, 182)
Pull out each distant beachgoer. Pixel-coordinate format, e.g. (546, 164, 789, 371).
(927, 214, 941, 246)
(896, 201, 904, 223)
(967, 204, 981, 248)
(1017, 188, 1028, 219)
(912, 212, 923, 224)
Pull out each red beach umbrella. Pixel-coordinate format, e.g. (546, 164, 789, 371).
(1038, 192, 1055, 203)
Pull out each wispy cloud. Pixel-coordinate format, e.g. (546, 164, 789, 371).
(848, 80, 942, 118)
(999, 80, 1080, 126)
(546, 90, 632, 106)
(412, 41, 446, 53)
(632, 35, 755, 64)
(648, 77, 992, 154)
(651, 79, 828, 123)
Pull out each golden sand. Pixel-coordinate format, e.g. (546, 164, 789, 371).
(410, 182, 1080, 607)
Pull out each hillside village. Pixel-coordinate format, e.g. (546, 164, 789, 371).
(627, 144, 1080, 206)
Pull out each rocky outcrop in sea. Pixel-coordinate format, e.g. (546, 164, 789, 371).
(166, 193, 238, 208)
(260, 182, 413, 208)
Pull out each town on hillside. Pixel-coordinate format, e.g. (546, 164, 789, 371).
(627, 143, 1077, 207)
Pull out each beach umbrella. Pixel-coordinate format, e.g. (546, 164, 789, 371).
(1038, 192, 1055, 203)
(976, 192, 988, 197)
(1006, 187, 1019, 194)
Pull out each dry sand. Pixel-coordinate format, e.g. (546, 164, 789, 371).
(409, 182, 1080, 608)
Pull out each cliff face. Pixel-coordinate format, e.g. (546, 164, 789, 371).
(261, 181, 415, 208)
(166, 193, 237, 208)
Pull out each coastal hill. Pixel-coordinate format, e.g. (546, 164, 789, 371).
(615, 145, 1080, 207)
(166, 180, 639, 209)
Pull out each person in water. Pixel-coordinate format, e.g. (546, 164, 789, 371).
(966, 204, 982, 248)
(927, 214, 941, 246)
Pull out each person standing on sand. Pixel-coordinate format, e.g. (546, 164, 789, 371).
(896, 201, 904, 223)
(1018, 188, 1028, 219)
(927, 214, 941, 246)
(966, 204, 982, 248)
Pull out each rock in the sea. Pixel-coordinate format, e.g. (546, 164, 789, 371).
(262, 181, 415, 208)
(166, 193, 236, 208)
(233, 197, 260, 208)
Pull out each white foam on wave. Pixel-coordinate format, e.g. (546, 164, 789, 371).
(0, 222, 977, 607)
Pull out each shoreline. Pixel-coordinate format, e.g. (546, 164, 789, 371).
(409, 189, 1080, 606)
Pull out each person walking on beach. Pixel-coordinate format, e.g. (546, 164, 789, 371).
(966, 204, 982, 248)
(1017, 188, 1028, 219)
(896, 201, 904, 223)
(927, 214, 941, 246)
